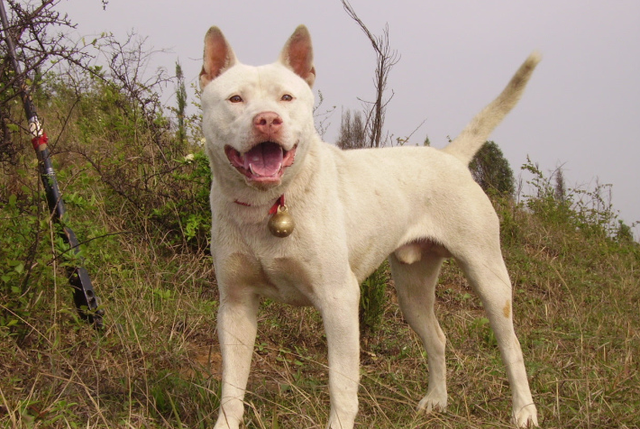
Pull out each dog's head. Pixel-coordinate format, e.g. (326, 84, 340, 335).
(200, 26, 317, 191)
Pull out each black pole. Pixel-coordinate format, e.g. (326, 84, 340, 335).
(1, 0, 103, 328)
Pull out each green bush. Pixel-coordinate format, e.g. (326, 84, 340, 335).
(359, 261, 389, 335)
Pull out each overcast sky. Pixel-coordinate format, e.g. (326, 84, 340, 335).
(56, 0, 640, 237)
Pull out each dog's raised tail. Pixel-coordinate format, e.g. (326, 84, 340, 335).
(443, 52, 541, 165)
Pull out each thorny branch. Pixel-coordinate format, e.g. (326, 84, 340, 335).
(0, 0, 96, 161)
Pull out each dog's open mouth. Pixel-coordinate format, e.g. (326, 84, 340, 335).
(225, 142, 297, 183)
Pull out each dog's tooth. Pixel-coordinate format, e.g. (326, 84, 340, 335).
(249, 164, 259, 176)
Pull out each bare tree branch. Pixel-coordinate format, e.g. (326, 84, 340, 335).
(342, 0, 400, 148)
(1, 0, 100, 162)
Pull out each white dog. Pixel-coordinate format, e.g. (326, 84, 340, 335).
(199, 25, 540, 429)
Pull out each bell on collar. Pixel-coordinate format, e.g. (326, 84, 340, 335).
(268, 204, 295, 237)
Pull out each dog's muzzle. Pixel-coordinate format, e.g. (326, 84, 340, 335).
(225, 142, 297, 184)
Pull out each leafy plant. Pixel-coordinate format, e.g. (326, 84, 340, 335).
(0, 190, 50, 331)
(359, 261, 389, 335)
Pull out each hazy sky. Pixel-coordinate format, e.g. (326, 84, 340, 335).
(56, 0, 640, 236)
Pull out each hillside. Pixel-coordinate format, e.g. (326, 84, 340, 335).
(1, 35, 639, 429)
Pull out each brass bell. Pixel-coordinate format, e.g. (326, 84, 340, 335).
(268, 205, 295, 237)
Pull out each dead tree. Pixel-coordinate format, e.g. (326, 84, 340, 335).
(342, 0, 400, 148)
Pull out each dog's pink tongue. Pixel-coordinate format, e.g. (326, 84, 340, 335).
(244, 142, 284, 177)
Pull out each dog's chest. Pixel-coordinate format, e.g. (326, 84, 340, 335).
(219, 252, 316, 306)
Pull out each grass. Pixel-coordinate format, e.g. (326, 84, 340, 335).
(1, 73, 638, 428)
(1, 187, 638, 428)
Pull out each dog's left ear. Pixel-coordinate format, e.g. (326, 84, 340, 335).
(279, 25, 316, 87)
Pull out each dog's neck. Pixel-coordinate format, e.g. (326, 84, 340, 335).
(234, 194, 285, 215)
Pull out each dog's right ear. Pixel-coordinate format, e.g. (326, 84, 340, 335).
(200, 27, 238, 89)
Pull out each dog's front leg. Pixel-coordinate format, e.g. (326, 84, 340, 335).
(318, 273, 361, 429)
(214, 291, 260, 429)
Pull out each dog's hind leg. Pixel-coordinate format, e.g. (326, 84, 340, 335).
(389, 251, 448, 413)
(455, 246, 538, 427)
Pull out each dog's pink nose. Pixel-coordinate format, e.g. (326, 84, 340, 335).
(254, 112, 283, 137)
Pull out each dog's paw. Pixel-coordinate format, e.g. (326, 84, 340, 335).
(416, 390, 447, 413)
(213, 413, 242, 429)
(513, 403, 538, 427)
(213, 422, 240, 429)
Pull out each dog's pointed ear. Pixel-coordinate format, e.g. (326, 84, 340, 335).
(200, 27, 238, 89)
(279, 25, 316, 87)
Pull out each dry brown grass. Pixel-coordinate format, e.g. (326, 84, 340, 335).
(1, 201, 638, 428)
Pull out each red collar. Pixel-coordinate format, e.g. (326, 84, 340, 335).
(234, 194, 285, 215)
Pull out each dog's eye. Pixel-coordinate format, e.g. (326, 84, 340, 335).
(281, 94, 293, 102)
(229, 95, 243, 103)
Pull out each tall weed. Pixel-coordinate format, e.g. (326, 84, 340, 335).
(520, 157, 636, 245)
